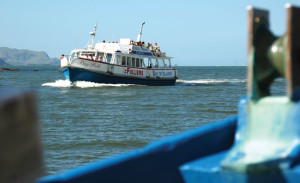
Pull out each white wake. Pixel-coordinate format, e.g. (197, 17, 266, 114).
(176, 79, 246, 84)
(42, 80, 134, 88)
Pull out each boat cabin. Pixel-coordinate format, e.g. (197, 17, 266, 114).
(69, 38, 173, 69)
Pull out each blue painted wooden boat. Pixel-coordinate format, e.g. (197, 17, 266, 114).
(38, 5, 300, 183)
(38, 117, 237, 183)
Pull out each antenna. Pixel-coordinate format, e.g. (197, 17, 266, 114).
(88, 24, 97, 49)
(137, 22, 145, 42)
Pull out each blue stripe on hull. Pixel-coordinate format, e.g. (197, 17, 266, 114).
(62, 68, 70, 80)
(65, 67, 176, 86)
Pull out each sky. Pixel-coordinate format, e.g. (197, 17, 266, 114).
(1, 0, 300, 66)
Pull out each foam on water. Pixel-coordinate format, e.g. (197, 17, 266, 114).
(75, 81, 133, 88)
(42, 80, 134, 88)
(177, 79, 246, 84)
(42, 80, 72, 87)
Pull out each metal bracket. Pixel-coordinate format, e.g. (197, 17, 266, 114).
(222, 5, 300, 173)
(247, 5, 300, 101)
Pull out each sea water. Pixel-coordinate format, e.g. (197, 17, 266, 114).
(0, 66, 286, 175)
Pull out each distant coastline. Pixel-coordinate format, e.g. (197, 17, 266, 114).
(0, 67, 19, 71)
(0, 47, 60, 67)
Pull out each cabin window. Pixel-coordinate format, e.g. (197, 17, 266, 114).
(136, 58, 140, 67)
(76, 52, 80, 58)
(116, 55, 121, 65)
(127, 57, 132, 66)
(157, 59, 165, 69)
(152, 59, 158, 68)
(80, 52, 95, 59)
(148, 58, 157, 68)
(132, 58, 136, 67)
(122, 56, 126, 65)
(148, 58, 152, 68)
(79, 52, 84, 58)
(164, 59, 171, 68)
(96, 52, 104, 61)
(106, 54, 112, 63)
(141, 59, 145, 67)
(110, 54, 116, 64)
(70, 52, 76, 60)
(91, 53, 96, 60)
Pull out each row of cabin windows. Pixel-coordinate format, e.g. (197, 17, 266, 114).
(120, 56, 172, 69)
(117, 56, 172, 69)
(70, 52, 172, 68)
(121, 56, 144, 67)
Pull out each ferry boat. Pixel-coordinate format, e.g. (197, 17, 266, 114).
(60, 23, 177, 85)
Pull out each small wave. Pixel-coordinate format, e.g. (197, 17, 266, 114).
(74, 81, 133, 88)
(42, 80, 72, 87)
(176, 79, 246, 84)
(42, 80, 134, 88)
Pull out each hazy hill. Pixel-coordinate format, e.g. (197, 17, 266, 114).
(0, 58, 11, 66)
(0, 47, 60, 66)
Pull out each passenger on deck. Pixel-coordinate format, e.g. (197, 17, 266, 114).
(60, 54, 68, 67)
(149, 44, 153, 51)
(132, 41, 137, 45)
(60, 54, 65, 60)
(154, 43, 159, 51)
(103, 40, 106, 43)
(157, 49, 161, 57)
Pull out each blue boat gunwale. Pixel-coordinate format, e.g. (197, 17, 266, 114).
(38, 116, 237, 183)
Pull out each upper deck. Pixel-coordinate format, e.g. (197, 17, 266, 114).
(94, 38, 169, 58)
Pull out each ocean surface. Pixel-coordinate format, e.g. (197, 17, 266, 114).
(0, 66, 286, 175)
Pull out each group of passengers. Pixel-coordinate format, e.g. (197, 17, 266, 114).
(130, 41, 161, 57)
(101, 40, 162, 57)
(102, 40, 118, 43)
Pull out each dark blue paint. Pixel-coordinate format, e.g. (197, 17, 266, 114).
(131, 51, 153, 56)
(38, 116, 237, 183)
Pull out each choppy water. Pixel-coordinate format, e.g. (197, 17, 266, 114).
(0, 66, 286, 175)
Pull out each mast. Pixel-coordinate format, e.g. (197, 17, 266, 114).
(88, 24, 97, 49)
(136, 22, 145, 42)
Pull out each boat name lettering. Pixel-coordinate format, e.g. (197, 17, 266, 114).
(153, 71, 173, 77)
(79, 60, 89, 67)
(91, 62, 101, 68)
(126, 68, 144, 76)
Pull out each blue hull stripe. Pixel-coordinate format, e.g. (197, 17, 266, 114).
(64, 67, 176, 86)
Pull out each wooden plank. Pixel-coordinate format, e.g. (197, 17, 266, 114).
(247, 6, 269, 56)
(286, 5, 300, 101)
(247, 7, 271, 100)
(0, 89, 43, 183)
